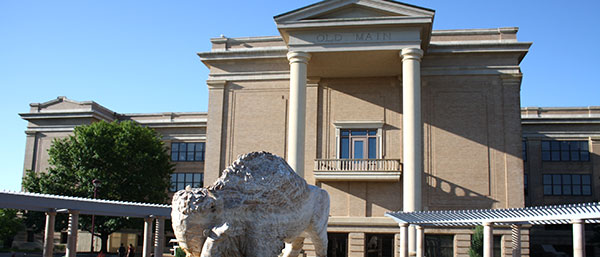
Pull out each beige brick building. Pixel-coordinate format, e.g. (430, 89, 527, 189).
(19, 0, 600, 256)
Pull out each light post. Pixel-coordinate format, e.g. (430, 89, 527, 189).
(91, 179, 101, 253)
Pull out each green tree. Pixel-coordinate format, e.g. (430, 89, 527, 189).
(23, 120, 173, 252)
(0, 209, 24, 249)
(469, 225, 484, 257)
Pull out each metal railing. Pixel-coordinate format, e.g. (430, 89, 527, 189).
(314, 159, 402, 172)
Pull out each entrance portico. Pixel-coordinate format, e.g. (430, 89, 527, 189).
(276, 1, 433, 254)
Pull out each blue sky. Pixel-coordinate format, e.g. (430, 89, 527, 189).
(1, 0, 599, 191)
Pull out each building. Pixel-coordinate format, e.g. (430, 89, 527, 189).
(18, 0, 599, 256)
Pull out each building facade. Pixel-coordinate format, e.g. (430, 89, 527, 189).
(19, 1, 600, 257)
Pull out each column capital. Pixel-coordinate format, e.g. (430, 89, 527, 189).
(287, 51, 311, 64)
(399, 223, 409, 228)
(400, 48, 423, 62)
(482, 221, 494, 226)
(206, 80, 227, 89)
(572, 219, 584, 224)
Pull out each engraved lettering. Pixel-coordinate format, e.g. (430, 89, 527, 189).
(316, 33, 343, 42)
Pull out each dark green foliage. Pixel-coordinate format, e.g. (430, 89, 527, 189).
(22, 121, 173, 252)
(469, 225, 483, 257)
(0, 209, 24, 249)
(175, 247, 186, 257)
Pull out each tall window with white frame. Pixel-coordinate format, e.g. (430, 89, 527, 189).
(339, 129, 377, 159)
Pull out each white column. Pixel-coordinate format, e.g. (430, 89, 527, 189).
(401, 48, 424, 254)
(573, 219, 585, 257)
(43, 211, 56, 257)
(483, 222, 493, 257)
(510, 224, 521, 257)
(154, 217, 165, 257)
(66, 211, 79, 257)
(286, 51, 311, 177)
(399, 223, 409, 257)
(143, 217, 154, 257)
(415, 225, 424, 257)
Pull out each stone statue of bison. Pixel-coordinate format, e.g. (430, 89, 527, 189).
(171, 152, 330, 257)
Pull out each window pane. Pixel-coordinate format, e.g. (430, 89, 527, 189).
(187, 151, 194, 161)
(341, 130, 349, 136)
(572, 175, 581, 184)
(570, 142, 580, 151)
(543, 175, 552, 184)
(551, 151, 560, 161)
(177, 182, 185, 191)
(353, 141, 364, 159)
(179, 143, 187, 152)
(571, 151, 579, 161)
(368, 137, 377, 159)
(542, 151, 550, 161)
(170, 174, 177, 183)
(541, 141, 550, 151)
(171, 151, 178, 161)
(581, 141, 589, 151)
(581, 151, 590, 161)
(368, 130, 377, 136)
(195, 151, 203, 161)
(560, 141, 569, 151)
(340, 137, 349, 159)
(551, 141, 560, 150)
(351, 130, 367, 136)
(562, 175, 571, 184)
(562, 185, 571, 195)
(582, 175, 591, 184)
(196, 143, 204, 151)
(170, 183, 177, 192)
(582, 185, 592, 195)
(188, 143, 195, 152)
(544, 185, 552, 195)
(179, 152, 186, 161)
(172, 143, 179, 151)
(561, 151, 570, 161)
(553, 185, 562, 195)
(552, 174, 561, 184)
(573, 185, 581, 195)
(193, 174, 201, 183)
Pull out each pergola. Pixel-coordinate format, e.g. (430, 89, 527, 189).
(0, 190, 171, 257)
(385, 202, 600, 257)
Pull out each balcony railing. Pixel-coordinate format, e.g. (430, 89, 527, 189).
(314, 159, 402, 182)
(314, 159, 402, 172)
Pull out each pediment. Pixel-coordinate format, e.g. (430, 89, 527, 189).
(275, 0, 434, 23)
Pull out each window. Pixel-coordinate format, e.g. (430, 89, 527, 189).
(27, 230, 35, 242)
(60, 232, 68, 244)
(171, 142, 205, 162)
(170, 173, 203, 192)
(522, 140, 527, 162)
(524, 174, 528, 196)
(340, 129, 377, 159)
(327, 233, 347, 257)
(543, 174, 592, 196)
(365, 234, 394, 257)
(541, 140, 589, 162)
(425, 234, 453, 257)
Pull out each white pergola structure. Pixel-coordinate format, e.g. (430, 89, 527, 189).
(386, 202, 600, 257)
(0, 190, 171, 257)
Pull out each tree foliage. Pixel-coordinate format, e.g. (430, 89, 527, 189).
(22, 121, 173, 252)
(468, 225, 484, 257)
(0, 209, 24, 249)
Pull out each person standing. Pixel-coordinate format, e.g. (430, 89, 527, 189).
(127, 244, 135, 257)
(118, 244, 126, 257)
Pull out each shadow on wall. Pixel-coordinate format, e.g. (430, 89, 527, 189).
(425, 174, 497, 211)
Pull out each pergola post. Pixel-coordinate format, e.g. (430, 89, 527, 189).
(399, 223, 409, 257)
(572, 219, 585, 257)
(483, 222, 493, 257)
(43, 211, 56, 257)
(65, 210, 79, 257)
(143, 217, 154, 257)
(510, 224, 521, 257)
(154, 217, 165, 257)
(415, 225, 424, 257)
